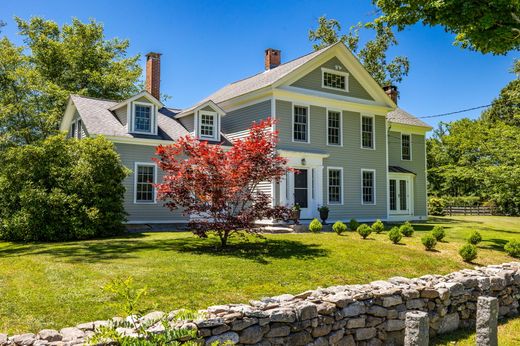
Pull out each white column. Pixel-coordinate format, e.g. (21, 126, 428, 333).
(315, 166, 324, 208)
(279, 173, 287, 206)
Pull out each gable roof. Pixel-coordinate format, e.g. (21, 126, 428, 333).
(387, 108, 432, 129)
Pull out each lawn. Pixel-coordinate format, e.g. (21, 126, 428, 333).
(0, 216, 518, 335)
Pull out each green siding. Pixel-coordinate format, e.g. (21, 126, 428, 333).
(275, 100, 387, 220)
(115, 143, 186, 222)
(291, 57, 374, 101)
(222, 100, 271, 138)
(388, 131, 427, 216)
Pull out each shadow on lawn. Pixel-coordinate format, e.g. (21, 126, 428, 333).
(0, 234, 329, 264)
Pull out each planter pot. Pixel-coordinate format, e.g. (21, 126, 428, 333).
(319, 210, 329, 224)
(291, 210, 301, 224)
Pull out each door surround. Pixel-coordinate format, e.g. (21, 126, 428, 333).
(388, 172, 414, 216)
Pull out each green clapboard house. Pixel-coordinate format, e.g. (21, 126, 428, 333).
(60, 43, 432, 224)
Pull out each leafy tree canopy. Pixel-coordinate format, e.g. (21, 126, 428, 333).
(373, 0, 520, 55)
(309, 16, 409, 86)
(0, 17, 141, 147)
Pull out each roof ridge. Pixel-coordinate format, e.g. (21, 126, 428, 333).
(71, 94, 120, 103)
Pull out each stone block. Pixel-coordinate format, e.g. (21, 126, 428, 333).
(239, 325, 265, 344)
(341, 301, 366, 317)
(438, 313, 460, 334)
(346, 317, 365, 329)
(355, 327, 377, 341)
(404, 311, 429, 346)
(205, 331, 239, 345)
(476, 296, 498, 346)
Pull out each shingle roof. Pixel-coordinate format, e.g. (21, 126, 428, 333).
(179, 44, 338, 114)
(71, 94, 189, 141)
(387, 108, 432, 129)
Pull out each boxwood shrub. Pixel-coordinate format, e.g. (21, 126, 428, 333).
(357, 224, 372, 239)
(388, 227, 402, 244)
(421, 233, 437, 250)
(399, 221, 414, 237)
(432, 225, 446, 241)
(467, 231, 482, 245)
(332, 221, 347, 235)
(459, 243, 478, 262)
(371, 219, 385, 234)
(504, 240, 520, 258)
(309, 218, 323, 233)
(348, 219, 359, 232)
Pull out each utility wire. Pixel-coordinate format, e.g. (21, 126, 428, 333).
(418, 104, 492, 119)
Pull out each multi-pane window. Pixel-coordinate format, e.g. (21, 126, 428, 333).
(361, 115, 374, 149)
(323, 70, 347, 91)
(327, 111, 341, 145)
(401, 134, 411, 160)
(70, 122, 76, 138)
(200, 113, 216, 138)
(389, 179, 397, 210)
(362, 170, 375, 204)
(135, 164, 155, 203)
(328, 168, 342, 204)
(293, 106, 308, 142)
(134, 104, 152, 132)
(399, 180, 407, 210)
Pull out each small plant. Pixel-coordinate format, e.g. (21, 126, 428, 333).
(399, 221, 414, 237)
(467, 231, 482, 245)
(504, 240, 520, 258)
(317, 205, 329, 212)
(317, 205, 329, 224)
(428, 196, 446, 216)
(292, 203, 301, 211)
(348, 219, 359, 231)
(309, 218, 323, 233)
(357, 224, 372, 239)
(332, 221, 347, 235)
(421, 233, 437, 250)
(371, 219, 385, 234)
(431, 225, 446, 241)
(459, 243, 478, 262)
(388, 227, 402, 244)
(103, 277, 148, 317)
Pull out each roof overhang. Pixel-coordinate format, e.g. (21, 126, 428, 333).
(388, 122, 432, 135)
(175, 100, 226, 118)
(108, 90, 164, 111)
(59, 97, 77, 132)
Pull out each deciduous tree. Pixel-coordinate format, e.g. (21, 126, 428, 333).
(155, 119, 291, 247)
(309, 16, 409, 86)
(373, 0, 520, 55)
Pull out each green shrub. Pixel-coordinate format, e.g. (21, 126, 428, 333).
(459, 243, 478, 262)
(428, 197, 446, 216)
(348, 219, 359, 231)
(467, 231, 482, 245)
(371, 219, 385, 233)
(309, 218, 323, 233)
(388, 227, 402, 244)
(332, 221, 347, 235)
(431, 225, 446, 241)
(504, 240, 520, 258)
(0, 135, 129, 241)
(399, 221, 414, 237)
(357, 224, 372, 239)
(421, 233, 437, 250)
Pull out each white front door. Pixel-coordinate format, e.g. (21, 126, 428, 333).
(389, 176, 412, 215)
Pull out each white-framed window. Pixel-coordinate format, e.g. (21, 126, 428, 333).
(361, 169, 376, 205)
(134, 163, 157, 204)
(70, 122, 76, 138)
(76, 119, 82, 139)
(361, 114, 375, 149)
(401, 133, 412, 160)
(293, 105, 309, 143)
(327, 110, 342, 146)
(70, 119, 83, 139)
(327, 167, 343, 204)
(197, 110, 219, 141)
(321, 67, 349, 92)
(133, 103, 153, 133)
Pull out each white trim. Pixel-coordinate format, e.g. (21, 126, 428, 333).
(326, 108, 343, 147)
(360, 113, 376, 150)
(271, 97, 277, 206)
(109, 90, 163, 111)
(385, 119, 390, 220)
(424, 135, 429, 217)
(197, 110, 219, 141)
(176, 100, 227, 118)
(133, 162, 158, 204)
(321, 67, 349, 92)
(326, 166, 344, 205)
(361, 168, 376, 205)
(291, 103, 311, 144)
(400, 132, 412, 161)
(388, 173, 414, 215)
(131, 101, 157, 135)
(221, 95, 273, 113)
(277, 149, 329, 159)
(388, 122, 431, 134)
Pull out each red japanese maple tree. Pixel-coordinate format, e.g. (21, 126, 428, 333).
(154, 118, 291, 247)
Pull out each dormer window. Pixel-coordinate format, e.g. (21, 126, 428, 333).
(197, 110, 219, 141)
(133, 103, 153, 133)
(322, 67, 349, 92)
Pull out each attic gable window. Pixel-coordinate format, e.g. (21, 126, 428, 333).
(133, 103, 153, 133)
(322, 67, 349, 92)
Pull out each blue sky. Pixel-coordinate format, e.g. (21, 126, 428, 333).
(1, 0, 517, 128)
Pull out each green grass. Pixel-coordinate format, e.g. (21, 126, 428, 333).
(432, 318, 520, 346)
(0, 216, 518, 335)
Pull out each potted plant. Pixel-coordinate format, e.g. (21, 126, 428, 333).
(291, 204, 301, 224)
(318, 205, 329, 224)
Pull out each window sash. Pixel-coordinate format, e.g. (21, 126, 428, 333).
(361, 116, 374, 148)
(327, 111, 341, 145)
(200, 113, 215, 138)
(402, 134, 411, 160)
(328, 169, 342, 204)
(136, 165, 155, 202)
(323, 72, 346, 90)
(134, 105, 152, 133)
(76, 119, 82, 139)
(362, 170, 375, 204)
(293, 106, 308, 142)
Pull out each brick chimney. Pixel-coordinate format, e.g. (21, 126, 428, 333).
(383, 85, 398, 105)
(265, 48, 281, 70)
(145, 52, 162, 100)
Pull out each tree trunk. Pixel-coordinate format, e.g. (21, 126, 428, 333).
(220, 232, 228, 247)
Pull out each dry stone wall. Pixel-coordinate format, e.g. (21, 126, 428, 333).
(1, 262, 519, 346)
